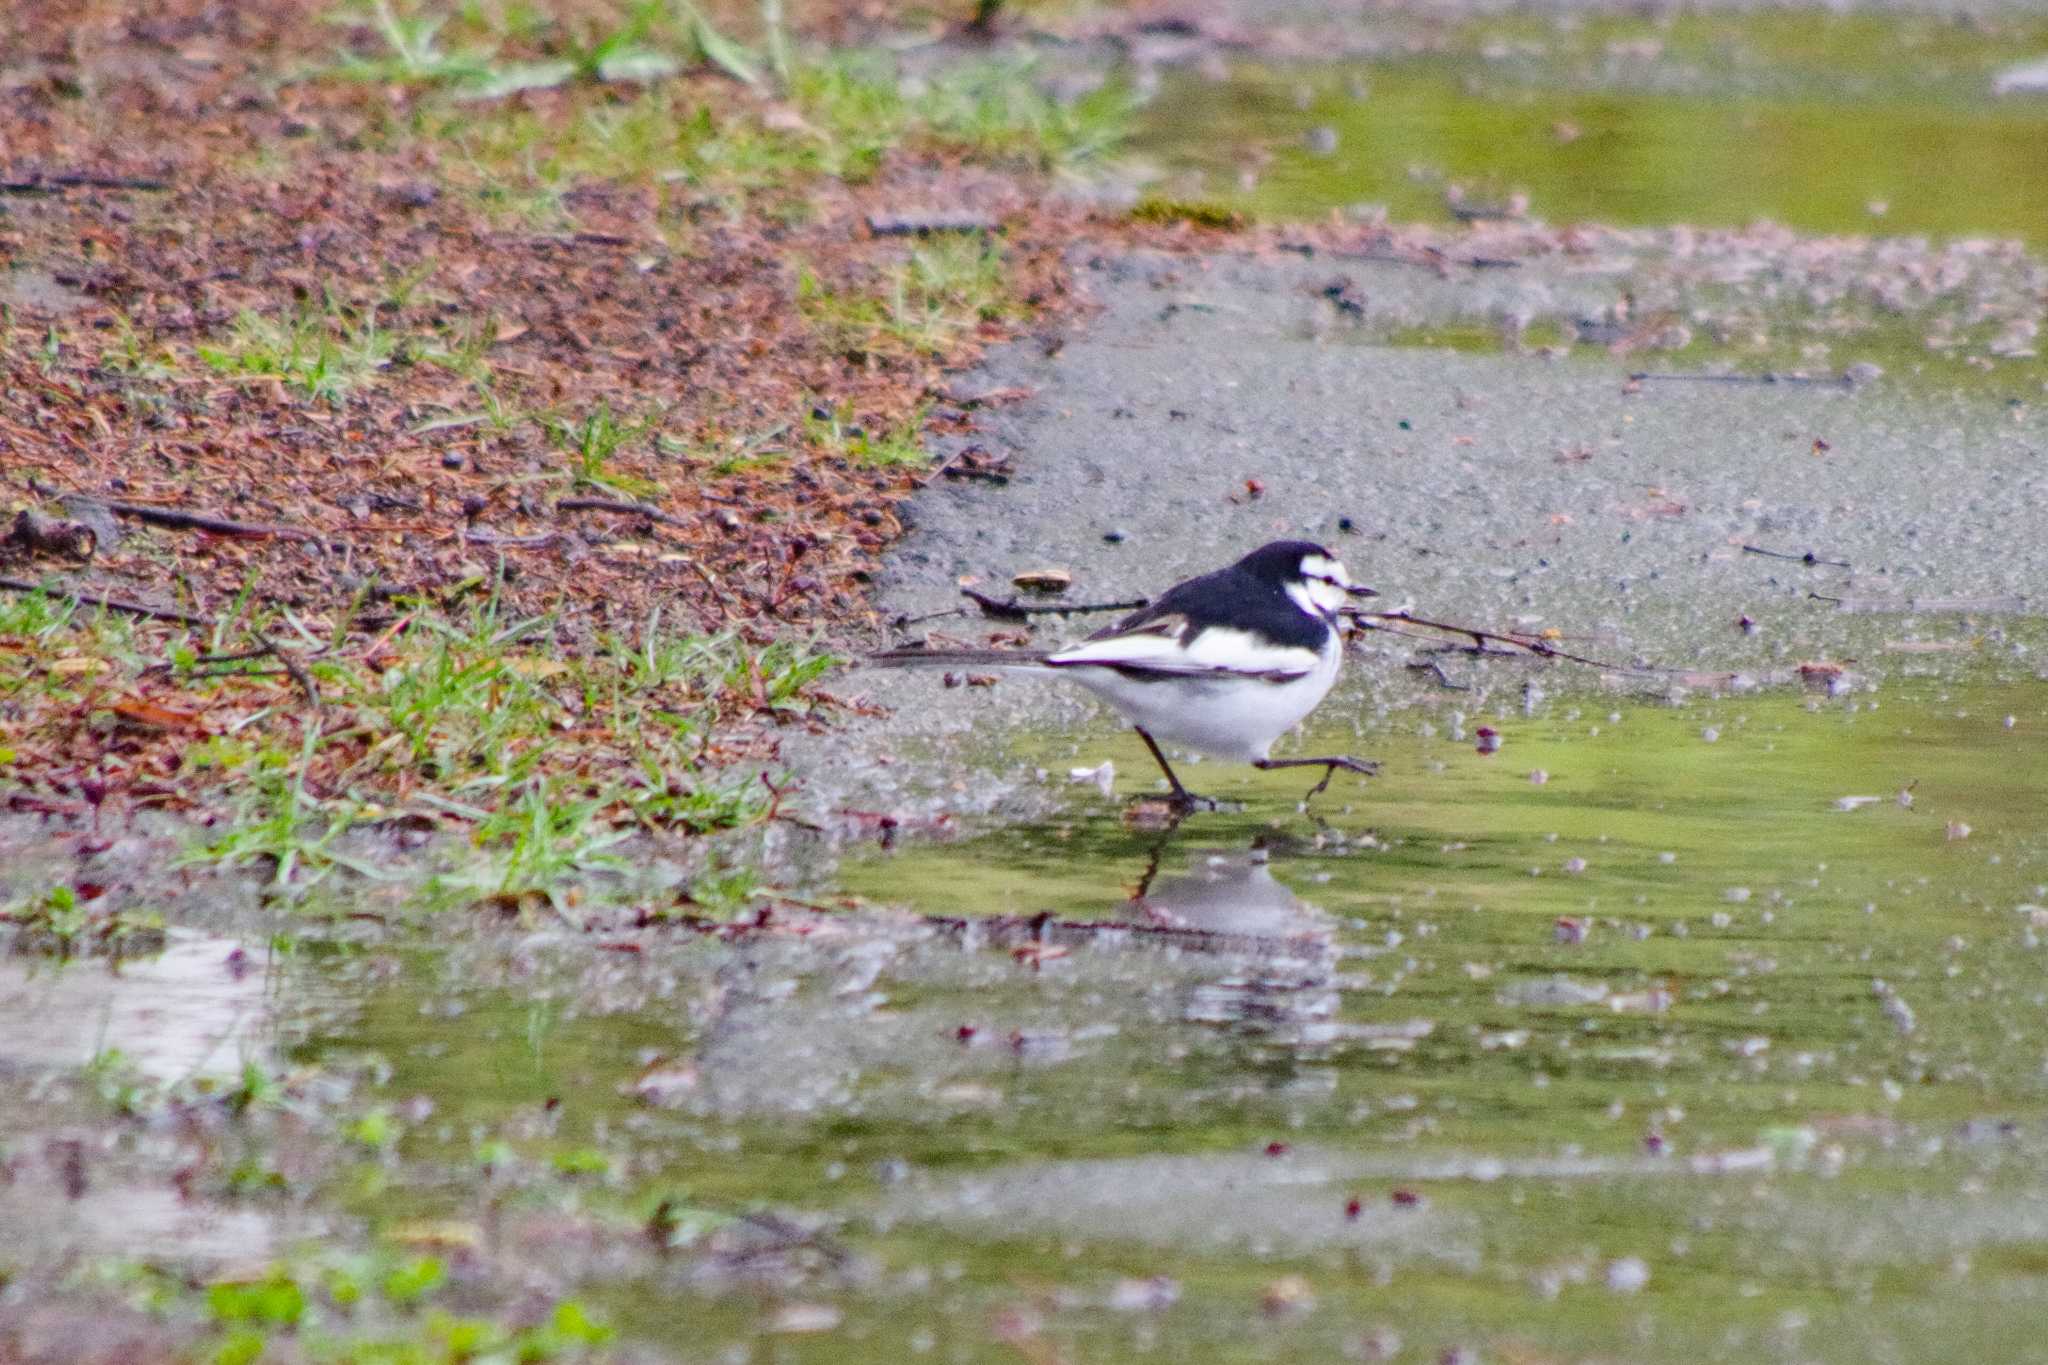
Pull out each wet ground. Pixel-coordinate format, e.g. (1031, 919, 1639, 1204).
(13, 678, 2048, 1360)
(1128, 10, 2048, 245)
(11, 2, 2048, 1360)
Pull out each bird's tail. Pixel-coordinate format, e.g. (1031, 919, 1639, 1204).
(866, 646, 1051, 670)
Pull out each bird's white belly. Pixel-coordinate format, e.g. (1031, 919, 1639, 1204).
(1066, 639, 1343, 763)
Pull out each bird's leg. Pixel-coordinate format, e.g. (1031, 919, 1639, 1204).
(1128, 834, 1171, 901)
(1134, 728, 1216, 811)
(1253, 755, 1380, 801)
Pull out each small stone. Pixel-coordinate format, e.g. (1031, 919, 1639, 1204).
(767, 1303, 842, 1334)
(1107, 1277, 1180, 1312)
(1102, 528, 1128, 544)
(382, 180, 439, 208)
(1605, 1257, 1650, 1293)
(1304, 126, 1339, 154)
(1261, 1274, 1316, 1316)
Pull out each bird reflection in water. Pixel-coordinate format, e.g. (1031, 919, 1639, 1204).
(956, 838, 1340, 1046)
(1135, 843, 1340, 1045)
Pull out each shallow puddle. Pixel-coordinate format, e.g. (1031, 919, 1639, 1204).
(0, 929, 274, 1083)
(1130, 12, 2048, 246)
(193, 674, 2048, 1360)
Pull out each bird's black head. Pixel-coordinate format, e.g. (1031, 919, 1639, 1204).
(1234, 540, 1376, 615)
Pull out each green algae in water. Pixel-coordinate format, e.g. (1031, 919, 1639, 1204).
(275, 677, 2048, 1361)
(1132, 12, 2048, 246)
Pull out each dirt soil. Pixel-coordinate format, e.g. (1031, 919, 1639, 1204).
(0, 0, 1109, 829)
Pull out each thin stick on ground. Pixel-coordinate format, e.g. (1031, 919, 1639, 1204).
(556, 496, 688, 527)
(1627, 370, 1855, 388)
(1349, 609, 1641, 673)
(1742, 543, 1851, 568)
(94, 499, 334, 544)
(959, 586, 1150, 622)
(0, 576, 208, 626)
(254, 631, 324, 716)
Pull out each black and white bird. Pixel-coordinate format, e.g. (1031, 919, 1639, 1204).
(872, 540, 1379, 809)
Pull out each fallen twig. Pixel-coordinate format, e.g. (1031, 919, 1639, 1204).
(94, 499, 332, 544)
(0, 172, 170, 194)
(917, 444, 1012, 488)
(557, 496, 687, 527)
(866, 210, 998, 236)
(1742, 544, 1850, 569)
(462, 528, 561, 549)
(140, 644, 289, 678)
(1350, 608, 1639, 672)
(924, 909, 1331, 960)
(254, 631, 323, 715)
(1627, 370, 1853, 388)
(961, 586, 1148, 622)
(1405, 658, 1470, 690)
(0, 576, 207, 625)
(507, 230, 643, 249)
(1309, 246, 1522, 271)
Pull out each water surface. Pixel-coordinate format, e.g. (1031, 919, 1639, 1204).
(1131, 12, 2048, 245)
(254, 676, 2048, 1360)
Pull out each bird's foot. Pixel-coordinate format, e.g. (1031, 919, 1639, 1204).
(1124, 787, 1221, 827)
(1254, 755, 1380, 801)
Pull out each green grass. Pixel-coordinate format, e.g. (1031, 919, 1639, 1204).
(417, 47, 1127, 215)
(103, 1248, 614, 1365)
(799, 236, 1011, 360)
(0, 883, 166, 958)
(438, 780, 633, 915)
(0, 583, 160, 713)
(802, 401, 931, 467)
(540, 401, 660, 496)
(314, 0, 766, 98)
(196, 300, 398, 404)
(181, 729, 388, 893)
(3, 579, 836, 910)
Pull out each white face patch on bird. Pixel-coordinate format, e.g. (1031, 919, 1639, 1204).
(1290, 553, 1367, 617)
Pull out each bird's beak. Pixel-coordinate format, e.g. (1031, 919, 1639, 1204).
(1344, 584, 1379, 599)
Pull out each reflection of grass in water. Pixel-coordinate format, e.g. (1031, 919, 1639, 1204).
(1134, 11, 2048, 247)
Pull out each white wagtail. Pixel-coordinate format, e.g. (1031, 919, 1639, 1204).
(872, 540, 1379, 809)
